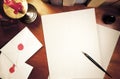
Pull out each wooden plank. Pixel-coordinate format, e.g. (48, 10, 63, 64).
(87, 0, 105, 7)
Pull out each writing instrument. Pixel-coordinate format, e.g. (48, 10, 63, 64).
(82, 52, 112, 78)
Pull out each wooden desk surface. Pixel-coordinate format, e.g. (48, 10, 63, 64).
(0, 0, 120, 79)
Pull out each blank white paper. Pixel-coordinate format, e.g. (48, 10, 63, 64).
(98, 24, 120, 70)
(42, 8, 103, 79)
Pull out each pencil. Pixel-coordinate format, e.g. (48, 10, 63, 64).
(82, 52, 112, 78)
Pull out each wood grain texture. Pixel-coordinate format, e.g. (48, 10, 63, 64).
(87, 0, 105, 7)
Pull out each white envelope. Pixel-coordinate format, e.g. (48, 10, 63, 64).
(1, 27, 42, 65)
(0, 53, 33, 79)
(0, 27, 43, 79)
(42, 8, 103, 79)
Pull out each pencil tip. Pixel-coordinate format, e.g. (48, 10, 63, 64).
(82, 51, 85, 54)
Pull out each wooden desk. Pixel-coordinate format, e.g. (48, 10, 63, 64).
(0, 0, 120, 79)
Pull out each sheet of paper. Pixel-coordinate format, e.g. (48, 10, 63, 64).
(42, 8, 103, 79)
(1, 27, 42, 65)
(0, 53, 33, 79)
(47, 25, 120, 79)
(98, 24, 120, 70)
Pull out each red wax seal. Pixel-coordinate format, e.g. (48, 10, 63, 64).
(9, 64, 15, 73)
(3, 0, 28, 19)
(4, 0, 24, 14)
(18, 43, 24, 51)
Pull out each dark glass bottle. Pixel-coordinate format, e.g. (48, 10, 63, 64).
(102, 14, 116, 24)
